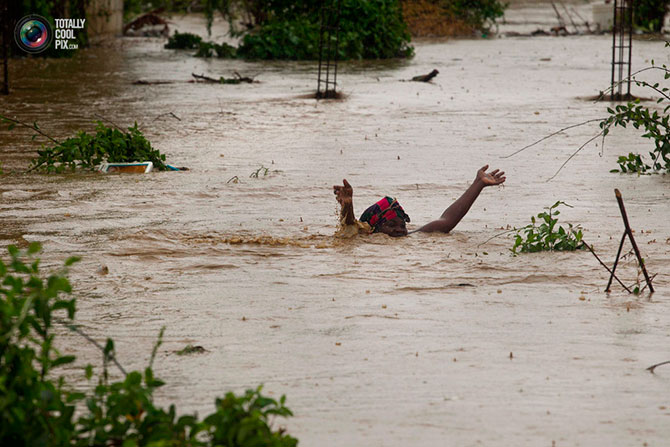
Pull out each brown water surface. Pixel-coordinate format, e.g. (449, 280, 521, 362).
(1, 11, 670, 447)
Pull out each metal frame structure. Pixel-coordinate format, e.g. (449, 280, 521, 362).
(316, 0, 342, 99)
(611, 0, 633, 100)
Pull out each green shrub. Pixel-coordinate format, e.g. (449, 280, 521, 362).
(237, 18, 320, 60)
(0, 244, 298, 446)
(237, 0, 413, 60)
(189, 0, 412, 60)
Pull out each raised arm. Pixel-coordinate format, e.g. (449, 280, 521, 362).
(418, 165, 505, 233)
(333, 179, 356, 225)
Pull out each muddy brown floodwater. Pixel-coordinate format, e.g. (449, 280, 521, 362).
(2, 6, 670, 446)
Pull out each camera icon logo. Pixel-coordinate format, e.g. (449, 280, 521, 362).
(14, 15, 53, 54)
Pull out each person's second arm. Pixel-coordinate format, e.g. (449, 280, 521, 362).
(333, 179, 356, 225)
(418, 165, 505, 234)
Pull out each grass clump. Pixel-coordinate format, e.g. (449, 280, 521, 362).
(511, 201, 584, 255)
(0, 244, 298, 446)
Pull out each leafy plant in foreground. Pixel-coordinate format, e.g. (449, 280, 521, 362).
(511, 201, 584, 255)
(0, 243, 79, 446)
(0, 244, 298, 446)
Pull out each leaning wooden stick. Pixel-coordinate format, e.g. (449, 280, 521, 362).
(583, 241, 632, 293)
(605, 232, 628, 292)
(614, 189, 654, 293)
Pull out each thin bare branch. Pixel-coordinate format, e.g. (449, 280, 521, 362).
(94, 113, 126, 133)
(56, 318, 127, 376)
(597, 66, 670, 101)
(546, 129, 605, 182)
(476, 228, 518, 247)
(582, 241, 632, 293)
(0, 114, 61, 145)
(502, 118, 604, 159)
(647, 360, 670, 374)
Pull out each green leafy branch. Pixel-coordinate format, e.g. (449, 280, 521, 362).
(505, 56, 670, 178)
(511, 201, 585, 255)
(602, 101, 670, 174)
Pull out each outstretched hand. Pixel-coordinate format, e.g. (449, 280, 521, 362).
(333, 179, 353, 205)
(476, 165, 506, 187)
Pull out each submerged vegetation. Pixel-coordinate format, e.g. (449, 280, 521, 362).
(0, 244, 298, 446)
(0, 117, 168, 172)
(510, 202, 584, 255)
(32, 122, 168, 172)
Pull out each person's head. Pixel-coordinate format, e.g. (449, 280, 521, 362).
(360, 197, 410, 237)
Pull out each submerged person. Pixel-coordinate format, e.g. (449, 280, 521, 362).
(333, 165, 506, 237)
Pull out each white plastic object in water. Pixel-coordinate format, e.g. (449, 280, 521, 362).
(99, 162, 153, 173)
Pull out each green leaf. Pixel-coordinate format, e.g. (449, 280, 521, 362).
(52, 355, 76, 368)
(65, 256, 81, 266)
